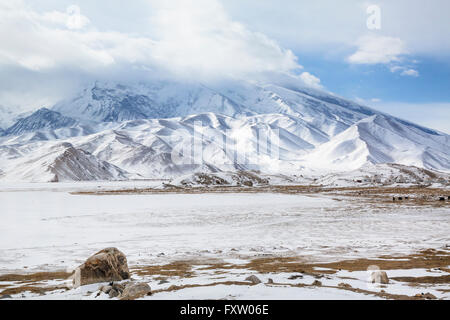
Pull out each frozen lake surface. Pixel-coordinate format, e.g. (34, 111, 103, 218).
(1, 184, 449, 272)
(0, 183, 449, 300)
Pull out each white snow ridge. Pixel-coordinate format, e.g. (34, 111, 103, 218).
(0, 77, 449, 184)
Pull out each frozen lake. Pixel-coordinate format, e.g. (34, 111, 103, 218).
(1, 185, 449, 274)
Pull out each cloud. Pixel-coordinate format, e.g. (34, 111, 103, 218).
(390, 66, 419, 77)
(0, 0, 301, 80)
(299, 72, 322, 89)
(348, 34, 407, 64)
(222, 0, 450, 59)
(400, 69, 419, 77)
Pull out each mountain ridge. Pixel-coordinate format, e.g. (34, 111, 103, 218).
(0, 78, 449, 182)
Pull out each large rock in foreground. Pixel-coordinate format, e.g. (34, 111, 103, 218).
(73, 248, 130, 287)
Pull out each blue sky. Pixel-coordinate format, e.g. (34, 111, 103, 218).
(0, 0, 449, 132)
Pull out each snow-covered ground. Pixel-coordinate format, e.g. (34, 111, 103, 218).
(0, 183, 449, 299)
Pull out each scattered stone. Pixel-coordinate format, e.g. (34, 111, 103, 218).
(288, 274, 304, 280)
(371, 271, 389, 284)
(267, 278, 274, 284)
(245, 275, 262, 285)
(73, 248, 130, 287)
(338, 283, 352, 289)
(242, 181, 253, 187)
(312, 280, 322, 286)
(415, 292, 437, 300)
(121, 282, 152, 300)
(100, 285, 112, 294)
(109, 288, 121, 298)
(158, 280, 169, 285)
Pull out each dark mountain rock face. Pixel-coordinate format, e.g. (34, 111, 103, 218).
(4, 108, 77, 136)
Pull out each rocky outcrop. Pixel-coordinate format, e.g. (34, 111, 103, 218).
(245, 275, 262, 285)
(73, 248, 130, 287)
(98, 282, 151, 300)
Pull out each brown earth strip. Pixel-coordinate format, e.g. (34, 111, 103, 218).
(391, 275, 450, 284)
(0, 285, 69, 296)
(0, 271, 72, 283)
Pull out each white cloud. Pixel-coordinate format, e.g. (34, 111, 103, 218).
(348, 34, 407, 64)
(222, 0, 450, 59)
(299, 72, 322, 89)
(400, 69, 419, 77)
(390, 66, 419, 77)
(0, 0, 301, 80)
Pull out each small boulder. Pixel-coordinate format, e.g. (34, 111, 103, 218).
(267, 278, 274, 284)
(100, 285, 112, 294)
(73, 248, 130, 287)
(245, 275, 262, 285)
(109, 288, 121, 298)
(0, 294, 12, 300)
(312, 280, 322, 286)
(370, 271, 389, 284)
(121, 282, 152, 300)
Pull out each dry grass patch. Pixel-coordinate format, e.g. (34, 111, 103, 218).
(0, 271, 72, 284)
(131, 261, 195, 278)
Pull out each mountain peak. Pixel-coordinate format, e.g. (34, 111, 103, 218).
(3, 108, 77, 136)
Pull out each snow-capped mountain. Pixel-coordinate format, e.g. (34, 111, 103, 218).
(0, 77, 449, 183)
(52, 81, 249, 124)
(3, 108, 77, 136)
(303, 114, 450, 172)
(0, 141, 127, 182)
(50, 79, 378, 139)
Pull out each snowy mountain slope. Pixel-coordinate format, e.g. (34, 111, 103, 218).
(1, 77, 449, 182)
(1, 110, 449, 183)
(303, 114, 450, 172)
(52, 81, 250, 124)
(0, 142, 128, 182)
(49, 78, 382, 140)
(3, 108, 77, 136)
(69, 113, 308, 178)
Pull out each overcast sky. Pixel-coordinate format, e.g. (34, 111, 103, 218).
(0, 0, 449, 132)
